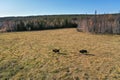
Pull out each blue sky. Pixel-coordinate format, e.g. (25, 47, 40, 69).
(0, 0, 120, 17)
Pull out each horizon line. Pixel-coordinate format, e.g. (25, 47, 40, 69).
(0, 12, 120, 18)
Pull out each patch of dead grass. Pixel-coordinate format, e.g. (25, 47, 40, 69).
(0, 28, 120, 80)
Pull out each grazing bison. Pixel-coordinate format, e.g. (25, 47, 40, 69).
(79, 49, 88, 54)
(53, 49, 60, 53)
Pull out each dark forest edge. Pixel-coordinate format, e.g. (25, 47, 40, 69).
(0, 15, 79, 32)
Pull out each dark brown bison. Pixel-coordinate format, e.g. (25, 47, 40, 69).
(79, 49, 88, 54)
(53, 49, 60, 53)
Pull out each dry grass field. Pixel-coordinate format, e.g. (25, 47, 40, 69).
(0, 28, 120, 80)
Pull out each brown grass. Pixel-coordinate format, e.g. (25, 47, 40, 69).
(0, 28, 120, 80)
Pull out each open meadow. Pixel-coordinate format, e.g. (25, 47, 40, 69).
(0, 28, 120, 80)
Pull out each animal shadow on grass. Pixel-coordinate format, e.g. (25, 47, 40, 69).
(58, 52, 67, 55)
(83, 53, 95, 56)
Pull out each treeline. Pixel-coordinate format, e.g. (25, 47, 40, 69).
(1, 13, 120, 34)
(15, 19, 77, 31)
(0, 15, 80, 32)
(77, 14, 120, 34)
